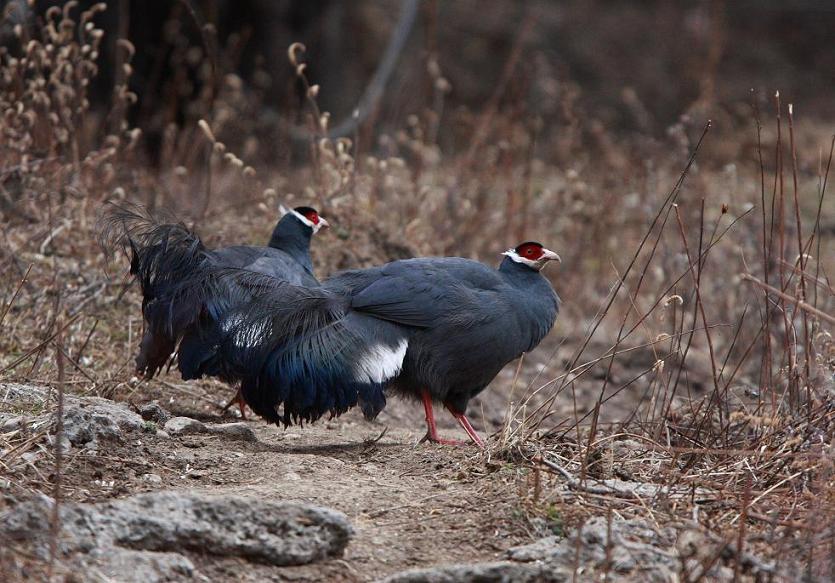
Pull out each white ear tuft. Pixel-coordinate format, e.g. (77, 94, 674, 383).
(278, 204, 290, 216)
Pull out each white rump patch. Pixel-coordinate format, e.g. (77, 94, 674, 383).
(353, 339, 408, 384)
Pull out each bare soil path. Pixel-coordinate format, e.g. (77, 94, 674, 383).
(48, 402, 534, 582)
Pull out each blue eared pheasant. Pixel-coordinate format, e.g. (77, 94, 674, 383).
(143, 231, 561, 446)
(106, 204, 328, 417)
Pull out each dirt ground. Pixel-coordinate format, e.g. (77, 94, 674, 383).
(40, 397, 536, 582)
(13, 331, 674, 581)
(2, 296, 684, 581)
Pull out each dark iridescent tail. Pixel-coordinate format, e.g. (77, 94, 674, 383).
(99, 203, 216, 377)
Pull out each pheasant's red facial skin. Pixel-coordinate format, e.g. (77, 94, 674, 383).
(303, 210, 320, 225)
(503, 241, 561, 271)
(515, 242, 545, 261)
(291, 206, 329, 233)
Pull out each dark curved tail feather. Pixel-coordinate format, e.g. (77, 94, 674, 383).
(101, 203, 397, 426)
(99, 203, 215, 377)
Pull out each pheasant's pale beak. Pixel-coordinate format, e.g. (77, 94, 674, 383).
(317, 217, 330, 231)
(542, 248, 561, 264)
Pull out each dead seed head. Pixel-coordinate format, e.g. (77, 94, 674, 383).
(287, 42, 306, 67)
(435, 77, 451, 92)
(198, 119, 216, 143)
(117, 39, 136, 59)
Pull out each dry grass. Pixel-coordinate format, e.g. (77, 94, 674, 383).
(0, 3, 833, 580)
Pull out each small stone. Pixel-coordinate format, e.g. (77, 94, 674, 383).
(141, 473, 162, 485)
(163, 417, 207, 437)
(138, 402, 171, 424)
(505, 536, 562, 562)
(380, 562, 547, 583)
(48, 433, 72, 454)
(21, 451, 40, 464)
(62, 398, 145, 447)
(206, 423, 256, 442)
(1, 415, 23, 433)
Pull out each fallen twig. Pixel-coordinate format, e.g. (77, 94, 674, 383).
(741, 273, 835, 325)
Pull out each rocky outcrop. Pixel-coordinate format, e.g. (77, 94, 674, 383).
(1, 491, 354, 581)
(380, 516, 775, 583)
(0, 383, 146, 451)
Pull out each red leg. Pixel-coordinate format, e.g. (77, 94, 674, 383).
(418, 389, 466, 446)
(221, 388, 248, 420)
(445, 404, 485, 448)
(237, 395, 248, 420)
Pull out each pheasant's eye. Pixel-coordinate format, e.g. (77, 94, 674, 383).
(304, 211, 320, 225)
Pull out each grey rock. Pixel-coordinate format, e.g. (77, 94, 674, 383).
(0, 490, 353, 581)
(379, 562, 559, 583)
(21, 450, 40, 464)
(504, 517, 680, 582)
(505, 535, 562, 562)
(141, 473, 163, 485)
(138, 401, 171, 424)
(163, 416, 207, 436)
(62, 397, 145, 447)
(206, 422, 257, 442)
(1, 415, 24, 433)
(80, 548, 206, 583)
(48, 433, 72, 454)
(2, 384, 145, 449)
(0, 382, 53, 405)
(382, 516, 768, 583)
